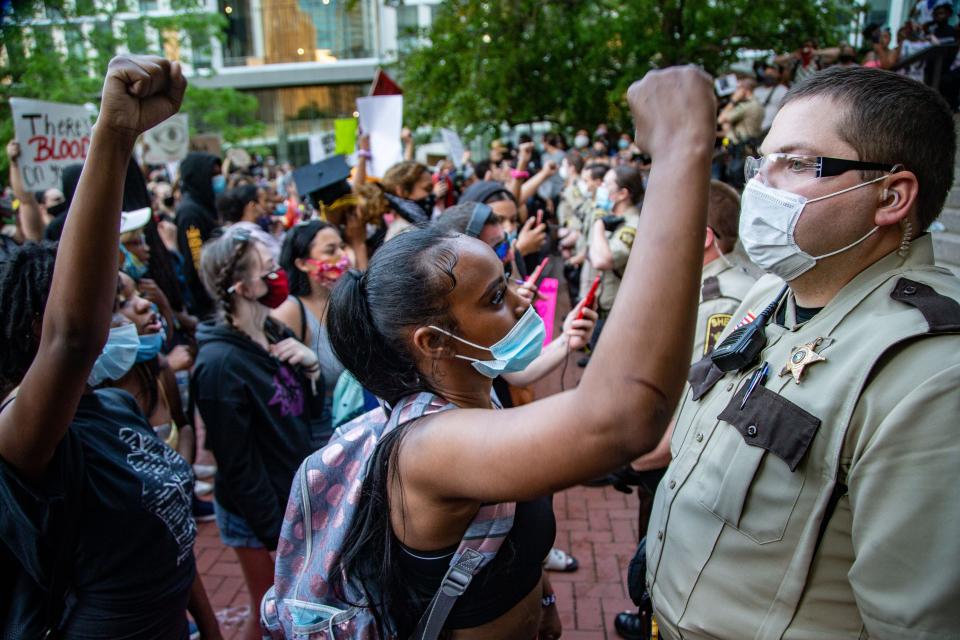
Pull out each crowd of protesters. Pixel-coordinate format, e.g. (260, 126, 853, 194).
(2, 4, 960, 636)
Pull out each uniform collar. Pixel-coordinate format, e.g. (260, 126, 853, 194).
(701, 255, 733, 280)
(780, 233, 936, 332)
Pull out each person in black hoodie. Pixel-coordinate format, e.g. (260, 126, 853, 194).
(176, 152, 223, 319)
(193, 226, 325, 640)
(42, 163, 84, 241)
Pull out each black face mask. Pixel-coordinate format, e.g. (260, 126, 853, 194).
(839, 54, 856, 64)
(47, 201, 68, 217)
(414, 194, 436, 215)
(162, 196, 175, 208)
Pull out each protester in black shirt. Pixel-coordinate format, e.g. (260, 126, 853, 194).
(193, 227, 323, 640)
(0, 56, 221, 640)
(176, 152, 223, 319)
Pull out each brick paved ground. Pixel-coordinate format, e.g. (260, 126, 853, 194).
(195, 261, 641, 638)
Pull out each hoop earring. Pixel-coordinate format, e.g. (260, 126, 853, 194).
(898, 218, 913, 259)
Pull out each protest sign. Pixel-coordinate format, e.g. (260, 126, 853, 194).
(534, 277, 560, 345)
(356, 94, 403, 178)
(143, 114, 189, 164)
(440, 128, 466, 167)
(334, 118, 358, 155)
(308, 132, 336, 163)
(10, 98, 93, 191)
(189, 134, 222, 158)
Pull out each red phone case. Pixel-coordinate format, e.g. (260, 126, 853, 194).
(578, 276, 602, 320)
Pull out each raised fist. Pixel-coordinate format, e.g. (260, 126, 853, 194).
(627, 66, 715, 159)
(97, 55, 187, 141)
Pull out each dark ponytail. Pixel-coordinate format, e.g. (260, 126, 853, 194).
(327, 224, 460, 407)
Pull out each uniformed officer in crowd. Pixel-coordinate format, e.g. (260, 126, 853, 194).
(647, 67, 960, 638)
(587, 179, 758, 490)
(607, 180, 760, 639)
(587, 166, 644, 343)
(569, 163, 611, 308)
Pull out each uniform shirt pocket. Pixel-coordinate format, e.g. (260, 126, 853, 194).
(717, 384, 821, 472)
(695, 384, 820, 544)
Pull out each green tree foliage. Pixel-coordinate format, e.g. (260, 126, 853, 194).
(400, 0, 859, 131)
(0, 0, 263, 180)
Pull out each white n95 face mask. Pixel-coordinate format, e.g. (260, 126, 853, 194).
(738, 175, 888, 281)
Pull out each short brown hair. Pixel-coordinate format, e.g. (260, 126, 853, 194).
(382, 161, 428, 198)
(708, 180, 741, 253)
(611, 166, 644, 205)
(781, 67, 955, 230)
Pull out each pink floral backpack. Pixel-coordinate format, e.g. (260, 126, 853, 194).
(261, 392, 516, 639)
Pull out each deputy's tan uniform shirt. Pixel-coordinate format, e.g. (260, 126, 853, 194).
(693, 257, 759, 359)
(558, 184, 586, 231)
(647, 235, 960, 639)
(598, 206, 641, 312)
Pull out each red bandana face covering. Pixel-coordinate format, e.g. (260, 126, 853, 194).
(307, 256, 350, 289)
(258, 269, 290, 309)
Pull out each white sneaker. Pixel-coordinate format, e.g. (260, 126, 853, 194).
(193, 463, 217, 479)
(194, 480, 214, 497)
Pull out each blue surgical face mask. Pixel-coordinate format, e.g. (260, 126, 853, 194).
(429, 305, 546, 378)
(275, 202, 288, 216)
(212, 174, 227, 196)
(595, 185, 613, 212)
(88, 323, 140, 386)
(136, 331, 164, 363)
(618, 139, 630, 150)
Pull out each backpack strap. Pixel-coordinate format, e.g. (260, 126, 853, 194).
(411, 501, 517, 640)
(293, 295, 308, 343)
(386, 391, 516, 640)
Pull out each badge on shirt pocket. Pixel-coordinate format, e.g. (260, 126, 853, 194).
(695, 384, 821, 544)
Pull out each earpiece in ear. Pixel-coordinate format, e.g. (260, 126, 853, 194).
(882, 189, 900, 209)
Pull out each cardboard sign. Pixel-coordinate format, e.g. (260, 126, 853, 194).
(356, 94, 403, 178)
(189, 133, 222, 158)
(10, 97, 93, 191)
(142, 114, 189, 164)
(440, 128, 465, 166)
(534, 277, 560, 345)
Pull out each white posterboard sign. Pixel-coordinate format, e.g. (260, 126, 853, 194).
(143, 114, 189, 164)
(308, 131, 336, 164)
(356, 94, 403, 178)
(10, 97, 93, 191)
(440, 128, 465, 167)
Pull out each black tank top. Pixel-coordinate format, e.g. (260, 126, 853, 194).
(395, 496, 555, 631)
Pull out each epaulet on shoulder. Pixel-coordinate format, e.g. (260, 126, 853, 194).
(890, 277, 960, 334)
(701, 276, 721, 301)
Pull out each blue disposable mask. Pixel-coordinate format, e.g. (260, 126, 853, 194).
(136, 331, 164, 363)
(430, 305, 546, 378)
(88, 323, 140, 386)
(595, 185, 613, 212)
(212, 174, 227, 196)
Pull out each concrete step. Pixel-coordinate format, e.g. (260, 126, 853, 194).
(939, 207, 960, 233)
(933, 230, 960, 272)
(947, 187, 960, 210)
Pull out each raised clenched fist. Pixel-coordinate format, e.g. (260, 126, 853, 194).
(627, 66, 715, 159)
(97, 55, 187, 142)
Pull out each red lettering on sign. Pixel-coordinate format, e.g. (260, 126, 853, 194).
(28, 135, 90, 162)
